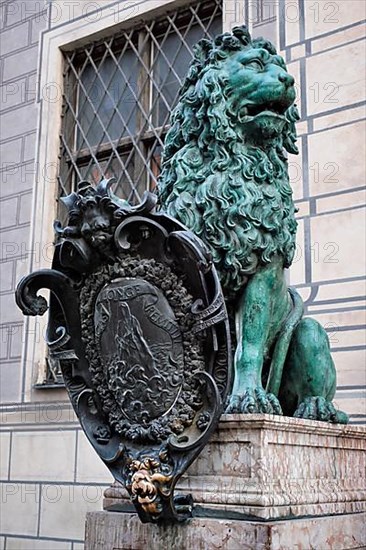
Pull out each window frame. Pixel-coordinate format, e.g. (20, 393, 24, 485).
(24, 0, 273, 398)
(58, 1, 223, 207)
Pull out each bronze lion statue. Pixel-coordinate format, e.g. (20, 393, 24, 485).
(158, 26, 348, 423)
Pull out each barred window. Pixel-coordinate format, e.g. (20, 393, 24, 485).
(58, 0, 222, 213)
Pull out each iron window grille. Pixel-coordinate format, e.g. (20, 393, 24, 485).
(58, 0, 223, 215)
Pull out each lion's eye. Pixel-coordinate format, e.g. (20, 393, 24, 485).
(245, 60, 263, 70)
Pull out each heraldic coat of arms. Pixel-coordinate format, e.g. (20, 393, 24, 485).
(16, 178, 231, 523)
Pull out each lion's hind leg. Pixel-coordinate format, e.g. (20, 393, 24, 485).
(279, 318, 348, 424)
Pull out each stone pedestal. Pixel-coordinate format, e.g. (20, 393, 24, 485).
(85, 415, 366, 549)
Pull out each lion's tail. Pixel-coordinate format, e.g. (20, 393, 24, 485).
(266, 288, 304, 396)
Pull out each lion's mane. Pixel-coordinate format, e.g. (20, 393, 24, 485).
(158, 26, 299, 296)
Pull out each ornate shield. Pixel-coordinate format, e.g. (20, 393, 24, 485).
(16, 179, 231, 523)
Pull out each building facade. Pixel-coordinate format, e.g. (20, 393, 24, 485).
(0, 0, 365, 547)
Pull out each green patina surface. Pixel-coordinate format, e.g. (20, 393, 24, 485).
(158, 26, 348, 423)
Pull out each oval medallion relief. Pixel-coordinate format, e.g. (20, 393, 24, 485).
(94, 278, 184, 424)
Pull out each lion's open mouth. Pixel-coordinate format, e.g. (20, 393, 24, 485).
(245, 101, 288, 117)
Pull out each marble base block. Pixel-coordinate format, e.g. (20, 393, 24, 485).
(85, 510, 366, 550)
(86, 415, 366, 549)
(104, 414, 366, 520)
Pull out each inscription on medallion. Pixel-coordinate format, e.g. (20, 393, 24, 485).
(94, 278, 184, 423)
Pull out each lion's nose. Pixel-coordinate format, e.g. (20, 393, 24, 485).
(279, 72, 294, 86)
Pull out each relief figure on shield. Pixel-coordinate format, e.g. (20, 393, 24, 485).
(95, 279, 184, 425)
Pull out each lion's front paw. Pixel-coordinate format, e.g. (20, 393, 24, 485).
(294, 396, 348, 424)
(225, 387, 283, 415)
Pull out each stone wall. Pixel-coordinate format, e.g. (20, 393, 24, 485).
(1, 403, 112, 549)
(281, 0, 366, 423)
(0, 0, 49, 404)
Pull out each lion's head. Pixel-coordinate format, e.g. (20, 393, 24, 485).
(158, 26, 299, 297)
